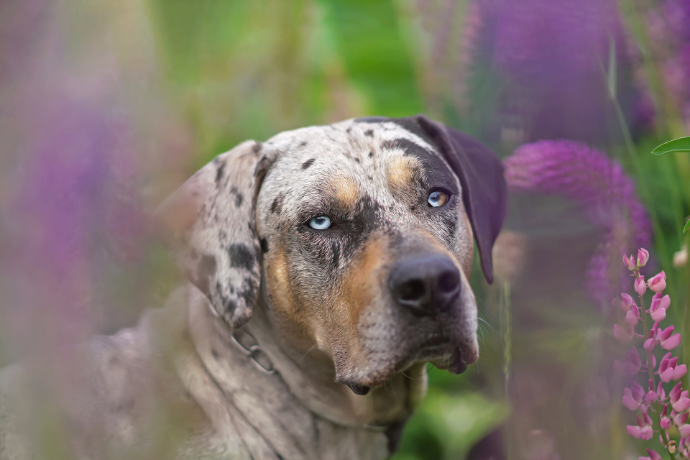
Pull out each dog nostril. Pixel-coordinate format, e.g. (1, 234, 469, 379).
(398, 279, 426, 302)
(438, 270, 460, 293)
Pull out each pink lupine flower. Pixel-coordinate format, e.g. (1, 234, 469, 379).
(628, 425, 654, 440)
(675, 411, 689, 426)
(625, 305, 640, 326)
(647, 271, 667, 293)
(659, 353, 687, 382)
(624, 254, 637, 271)
(613, 293, 637, 312)
(613, 248, 689, 457)
(656, 381, 666, 400)
(641, 448, 663, 460)
(635, 275, 647, 296)
(662, 333, 682, 350)
(623, 382, 646, 410)
(671, 387, 690, 412)
(660, 405, 671, 429)
(644, 381, 658, 405)
(649, 293, 670, 322)
(614, 323, 634, 343)
(615, 347, 642, 375)
(658, 325, 682, 350)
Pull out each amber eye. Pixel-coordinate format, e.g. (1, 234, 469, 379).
(428, 190, 450, 208)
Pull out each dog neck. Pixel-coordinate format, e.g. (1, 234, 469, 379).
(246, 300, 427, 427)
(186, 285, 426, 451)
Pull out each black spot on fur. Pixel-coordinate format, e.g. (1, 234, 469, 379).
(270, 194, 284, 215)
(364, 129, 373, 137)
(368, 151, 373, 157)
(302, 158, 315, 170)
(346, 127, 352, 133)
(260, 237, 269, 253)
(354, 158, 360, 163)
(381, 138, 432, 157)
(299, 141, 307, 147)
(238, 277, 258, 307)
(228, 244, 255, 271)
(215, 163, 225, 185)
(331, 242, 340, 267)
(235, 193, 243, 207)
(223, 298, 238, 313)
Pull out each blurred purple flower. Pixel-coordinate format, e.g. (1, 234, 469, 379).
(504, 140, 651, 308)
(645, 0, 690, 129)
(463, 0, 638, 143)
(2, 97, 146, 345)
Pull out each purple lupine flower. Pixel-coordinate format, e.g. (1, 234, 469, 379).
(504, 140, 652, 309)
(643, 0, 690, 130)
(460, 0, 638, 144)
(3, 96, 146, 345)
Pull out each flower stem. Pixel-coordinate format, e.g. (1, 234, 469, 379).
(637, 269, 655, 384)
(660, 428, 678, 460)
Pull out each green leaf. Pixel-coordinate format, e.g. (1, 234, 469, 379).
(684, 219, 690, 234)
(651, 137, 690, 155)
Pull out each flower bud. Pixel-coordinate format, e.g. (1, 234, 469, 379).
(647, 271, 667, 294)
(645, 448, 663, 460)
(623, 254, 636, 271)
(637, 249, 649, 267)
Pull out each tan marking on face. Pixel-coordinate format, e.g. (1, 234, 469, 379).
(327, 175, 360, 208)
(340, 236, 389, 324)
(386, 156, 421, 191)
(267, 241, 291, 311)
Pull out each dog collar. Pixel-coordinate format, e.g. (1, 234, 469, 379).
(229, 327, 394, 434)
(229, 328, 276, 375)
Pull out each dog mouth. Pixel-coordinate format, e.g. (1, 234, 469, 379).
(416, 332, 469, 374)
(341, 330, 473, 395)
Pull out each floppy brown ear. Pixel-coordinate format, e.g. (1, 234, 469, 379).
(415, 115, 508, 284)
(154, 140, 269, 328)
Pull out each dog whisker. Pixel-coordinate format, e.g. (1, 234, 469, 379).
(298, 344, 318, 364)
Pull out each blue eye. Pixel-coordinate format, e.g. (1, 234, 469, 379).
(308, 216, 331, 230)
(428, 190, 450, 208)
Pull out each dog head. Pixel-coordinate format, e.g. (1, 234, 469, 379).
(156, 115, 507, 394)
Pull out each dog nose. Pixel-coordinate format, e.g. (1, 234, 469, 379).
(389, 255, 461, 315)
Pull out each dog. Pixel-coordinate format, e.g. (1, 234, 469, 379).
(0, 115, 507, 460)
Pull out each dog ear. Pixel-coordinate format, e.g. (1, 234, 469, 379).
(414, 115, 508, 284)
(154, 140, 270, 328)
